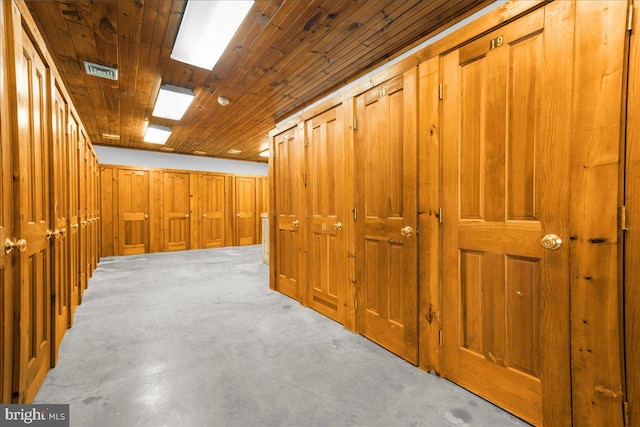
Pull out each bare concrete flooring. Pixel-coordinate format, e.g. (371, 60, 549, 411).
(35, 245, 530, 427)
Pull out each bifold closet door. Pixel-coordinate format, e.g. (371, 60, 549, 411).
(440, 4, 579, 424)
(355, 70, 419, 365)
(273, 131, 303, 300)
(118, 169, 150, 255)
(13, 27, 52, 403)
(234, 177, 257, 246)
(200, 174, 225, 248)
(306, 105, 347, 324)
(51, 86, 70, 365)
(163, 172, 190, 251)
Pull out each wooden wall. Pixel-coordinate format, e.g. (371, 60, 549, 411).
(100, 164, 268, 257)
(269, 1, 631, 425)
(0, 0, 100, 403)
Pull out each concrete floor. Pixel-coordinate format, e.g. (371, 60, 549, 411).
(35, 245, 530, 427)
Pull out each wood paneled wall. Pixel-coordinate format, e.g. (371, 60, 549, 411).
(0, 0, 99, 403)
(269, 1, 631, 425)
(100, 164, 267, 257)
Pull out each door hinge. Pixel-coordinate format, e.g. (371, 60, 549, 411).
(624, 401, 630, 427)
(439, 83, 443, 100)
(437, 207, 443, 224)
(353, 117, 357, 130)
(354, 298, 358, 311)
(351, 273, 356, 284)
(628, 3, 634, 32)
(302, 173, 307, 187)
(353, 208, 358, 221)
(621, 205, 630, 231)
(439, 329, 443, 346)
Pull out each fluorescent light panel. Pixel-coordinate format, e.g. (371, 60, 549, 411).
(171, 0, 254, 70)
(152, 84, 195, 120)
(144, 125, 172, 145)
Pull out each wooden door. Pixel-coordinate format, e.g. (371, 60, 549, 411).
(306, 105, 347, 324)
(355, 70, 418, 364)
(163, 172, 190, 251)
(273, 130, 302, 300)
(441, 5, 573, 425)
(200, 174, 225, 248)
(0, 0, 14, 401)
(67, 113, 80, 318)
(234, 177, 257, 245)
(13, 28, 52, 403)
(118, 169, 150, 255)
(50, 85, 70, 365)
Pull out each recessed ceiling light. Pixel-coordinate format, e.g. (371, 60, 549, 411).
(171, 0, 254, 70)
(228, 149, 242, 154)
(144, 125, 172, 145)
(152, 84, 195, 120)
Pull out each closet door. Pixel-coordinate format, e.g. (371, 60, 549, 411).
(118, 169, 150, 255)
(78, 133, 88, 297)
(13, 28, 52, 403)
(163, 172, 190, 251)
(441, 4, 576, 424)
(306, 105, 347, 324)
(200, 174, 225, 248)
(67, 113, 80, 318)
(234, 177, 257, 245)
(355, 71, 418, 364)
(51, 86, 70, 365)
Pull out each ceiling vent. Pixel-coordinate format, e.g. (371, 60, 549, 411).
(160, 147, 174, 152)
(193, 151, 207, 155)
(84, 61, 118, 81)
(102, 133, 120, 141)
(228, 149, 242, 154)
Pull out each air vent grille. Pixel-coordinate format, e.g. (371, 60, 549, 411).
(160, 147, 174, 152)
(84, 61, 118, 81)
(193, 151, 206, 155)
(102, 133, 120, 141)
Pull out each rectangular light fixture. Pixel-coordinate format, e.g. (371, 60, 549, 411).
(152, 84, 195, 120)
(259, 149, 269, 157)
(144, 125, 172, 145)
(171, 0, 254, 70)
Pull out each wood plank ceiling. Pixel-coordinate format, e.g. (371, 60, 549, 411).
(25, 0, 490, 163)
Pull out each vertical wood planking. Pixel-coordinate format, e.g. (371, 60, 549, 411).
(570, 1, 627, 425)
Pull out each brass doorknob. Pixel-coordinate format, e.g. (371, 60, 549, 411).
(292, 220, 300, 228)
(203, 214, 207, 218)
(46, 229, 59, 240)
(144, 214, 149, 219)
(71, 223, 79, 229)
(185, 214, 190, 218)
(334, 222, 343, 231)
(541, 234, 563, 250)
(58, 228, 67, 236)
(400, 226, 413, 238)
(5, 238, 27, 255)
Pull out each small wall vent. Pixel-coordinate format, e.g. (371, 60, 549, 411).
(84, 61, 118, 81)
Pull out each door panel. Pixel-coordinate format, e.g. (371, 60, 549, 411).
(355, 70, 418, 364)
(163, 172, 190, 251)
(306, 105, 347, 323)
(51, 85, 69, 365)
(200, 174, 225, 248)
(441, 5, 572, 425)
(234, 177, 257, 246)
(273, 130, 302, 300)
(118, 169, 150, 255)
(14, 29, 51, 403)
(67, 113, 79, 319)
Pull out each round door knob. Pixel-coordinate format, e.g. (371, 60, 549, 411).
(46, 229, 59, 240)
(541, 234, 562, 250)
(203, 214, 207, 218)
(185, 214, 190, 218)
(292, 220, 300, 228)
(400, 226, 413, 238)
(5, 238, 27, 255)
(144, 214, 149, 219)
(334, 222, 343, 231)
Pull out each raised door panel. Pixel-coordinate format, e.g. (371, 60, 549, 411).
(273, 130, 302, 300)
(441, 5, 573, 425)
(67, 113, 80, 319)
(306, 105, 347, 324)
(118, 169, 150, 255)
(234, 177, 257, 246)
(163, 172, 190, 251)
(100, 166, 114, 257)
(355, 70, 418, 365)
(200, 174, 225, 248)
(50, 85, 70, 366)
(14, 28, 51, 403)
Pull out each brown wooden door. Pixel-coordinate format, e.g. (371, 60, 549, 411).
(163, 172, 190, 251)
(118, 169, 150, 255)
(273, 130, 302, 300)
(306, 105, 347, 324)
(441, 5, 572, 425)
(234, 177, 257, 246)
(0, 1, 15, 401)
(51, 85, 70, 365)
(14, 28, 52, 403)
(67, 113, 80, 318)
(355, 70, 418, 364)
(200, 174, 225, 248)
